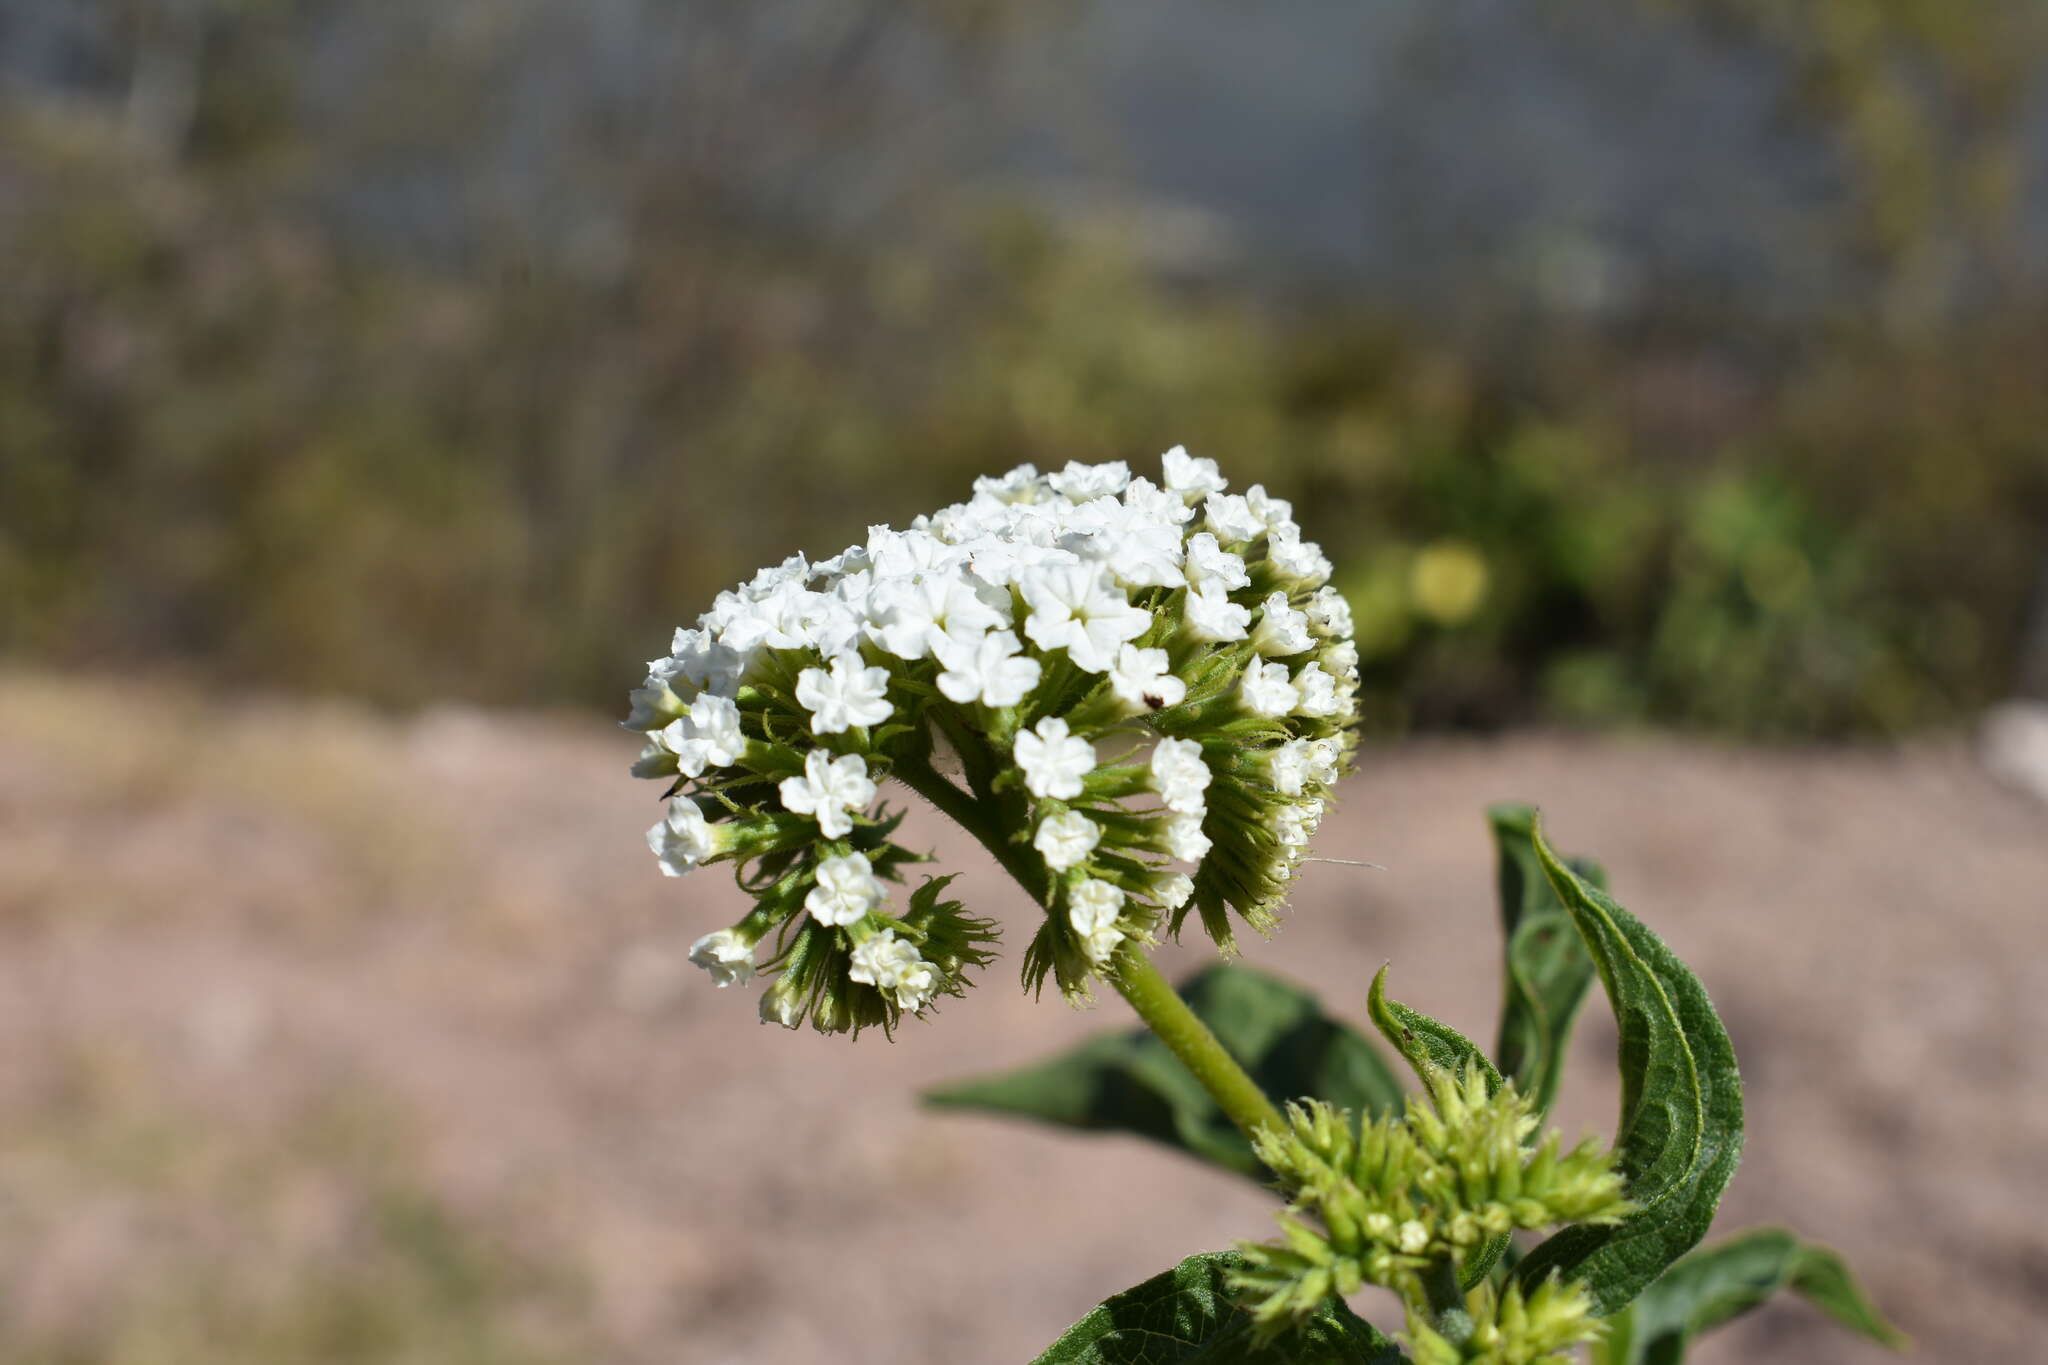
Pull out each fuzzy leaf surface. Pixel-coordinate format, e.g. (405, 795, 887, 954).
(1515, 823, 1743, 1314)
(1594, 1227, 1906, 1364)
(926, 965, 1405, 1180)
(1032, 1250, 1407, 1364)
(1488, 803, 1603, 1115)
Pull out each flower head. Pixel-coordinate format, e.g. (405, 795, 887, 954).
(627, 449, 1360, 1028)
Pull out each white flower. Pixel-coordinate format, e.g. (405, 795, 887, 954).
(1321, 637, 1361, 680)
(1268, 529, 1332, 586)
(1071, 495, 1186, 589)
(1152, 871, 1195, 910)
(1149, 737, 1212, 814)
(888, 959, 941, 1011)
(1305, 586, 1354, 638)
(804, 852, 886, 927)
(1240, 660, 1300, 716)
(1048, 459, 1130, 501)
(1021, 564, 1151, 672)
(1203, 492, 1265, 544)
(1068, 878, 1127, 964)
(795, 652, 893, 735)
(974, 463, 1043, 502)
(1272, 799, 1324, 849)
(1245, 484, 1296, 536)
(1162, 445, 1228, 501)
(1107, 644, 1187, 711)
(1306, 737, 1342, 787)
(647, 797, 722, 876)
(1399, 1220, 1431, 1255)
(1182, 585, 1251, 642)
(849, 928, 922, 991)
(689, 929, 756, 987)
(871, 574, 1006, 661)
(1034, 809, 1102, 872)
(659, 692, 746, 777)
(1291, 661, 1343, 718)
(1164, 811, 1212, 863)
(1068, 878, 1125, 933)
(1183, 532, 1250, 593)
(1268, 739, 1312, 796)
(1252, 592, 1314, 657)
(1013, 716, 1096, 800)
(935, 629, 1042, 707)
(778, 749, 876, 838)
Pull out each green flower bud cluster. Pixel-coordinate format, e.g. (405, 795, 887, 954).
(1403, 1276, 1603, 1365)
(1230, 1062, 1630, 1345)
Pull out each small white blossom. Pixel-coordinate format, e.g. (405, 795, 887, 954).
(689, 928, 756, 987)
(659, 692, 746, 777)
(1240, 660, 1301, 716)
(1152, 871, 1195, 910)
(1034, 809, 1102, 872)
(778, 749, 876, 839)
(935, 629, 1042, 707)
(1399, 1220, 1431, 1255)
(1268, 739, 1312, 796)
(849, 927, 936, 1008)
(1162, 445, 1228, 501)
(1252, 592, 1315, 657)
(1305, 586, 1354, 638)
(646, 797, 722, 876)
(1048, 459, 1130, 501)
(1203, 492, 1265, 544)
(1291, 661, 1343, 718)
(871, 574, 1007, 661)
(888, 959, 941, 1011)
(1021, 564, 1151, 672)
(1165, 811, 1212, 863)
(805, 852, 886, 927)
(1321, 637, 1361, 680)
(1068, 878, 1128, 964)
(973, 463, 1043, 502)
(1245, 484, 1296, 536)
(1014, 716, 1096, 800)
(1149, 737, 1212, 815)
(1306, 737, 1342, 787)
(1183, 532, 1250, 593)
(1107, 644, 1187, 712)
(795, 652, 894, 735)
(1182, 586, 1251, 642)
(1268, 529, 1332, 586)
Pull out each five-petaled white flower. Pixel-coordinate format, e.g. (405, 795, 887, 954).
(1014, 716, 1096, 800)
(1068, 878, 1127, 964)
(935, 629, 1042, 708)
(1149, 737, 1212, 815)
(778, 749, 876, 839)
(659, 693, 746, 778)
(1162, 445, 1228, 501)
(1182, 585, 1250, 643)
(1020, 564, 1151, 673)
(1252, 592, 1315, 657)
(805, 852, 886, 927)
(795, 652, 894, 735)
(1034, 809, 1102, 872)
(1164, 811, 1212, 864)
(1107, 644, 1187, 712)
(1240, 660, 1301, 716)
(689, 928, 757, 987)
(647, 796, 722, 876)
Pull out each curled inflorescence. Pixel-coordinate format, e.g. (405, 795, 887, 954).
(627, 449, 1360, 1033)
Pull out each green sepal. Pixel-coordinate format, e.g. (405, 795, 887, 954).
(1364, 966, 1510, 1288)
(1031, 1250, 1408, 1364)
(1488, 803, 1602, 1115)
(926, 965, 1406, 1181)
(1514, 821, 1743, 1315)
(1592, 1227, 1906, 1364)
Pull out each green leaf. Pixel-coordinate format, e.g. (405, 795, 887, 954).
(1488, 803, 1602, 1115)
(1364, 965, 1511, 1289)
(1366, 965, 1503, 1093)
(927, 964, 1407, 1180)
(1032, 1250, 1408, 1364)
(1594, 1227, 1907, 1364)
(1515, 820, 1743, 1315)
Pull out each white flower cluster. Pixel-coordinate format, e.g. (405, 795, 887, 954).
(628, 448, 1359, 1030)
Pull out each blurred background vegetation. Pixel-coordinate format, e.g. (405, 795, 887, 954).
(3, 0, 2046, 737)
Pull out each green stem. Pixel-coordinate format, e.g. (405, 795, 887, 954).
(893, 742, 1286, 1147)
(1422, 1259, 1475, 1348)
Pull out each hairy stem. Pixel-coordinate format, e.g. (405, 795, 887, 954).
(893, 738, 1285, 1146)
(1422, 1258, 1476, 1348)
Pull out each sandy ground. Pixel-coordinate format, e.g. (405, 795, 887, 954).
(0, 670, 2041, 1363)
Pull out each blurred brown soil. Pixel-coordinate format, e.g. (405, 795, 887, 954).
(0, 670, 2041, 1363)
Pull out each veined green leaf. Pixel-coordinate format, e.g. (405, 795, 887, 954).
(1515, 821, 1743, 1314)
(1364, 965, 1509, 1289)
(1032, 1250, 1407, 1364)
(1488, 803, 1602, 1115)
(926, 965, 1406, 1180)
(1593, 1227, 1906, 1364)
